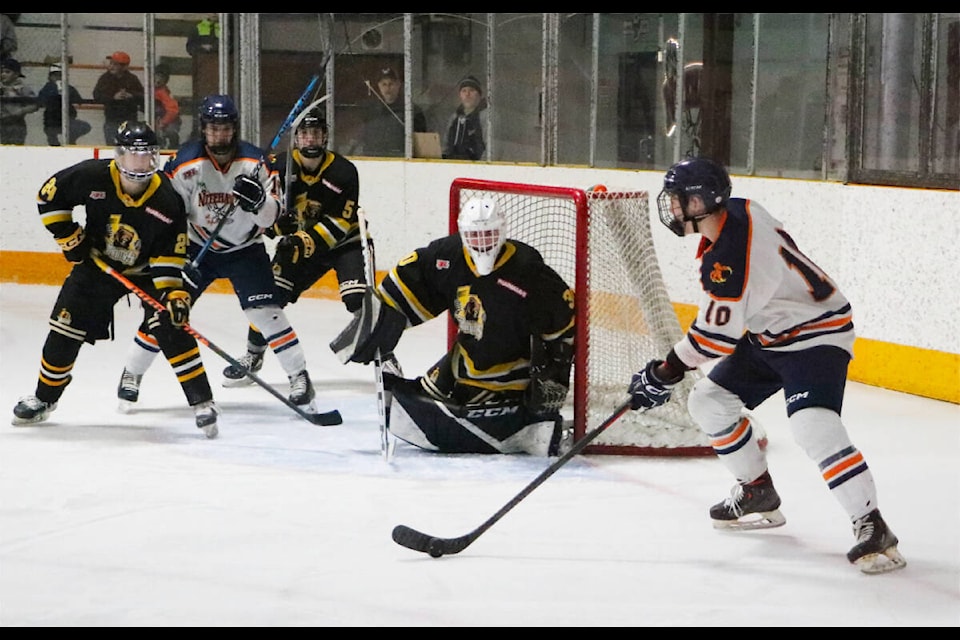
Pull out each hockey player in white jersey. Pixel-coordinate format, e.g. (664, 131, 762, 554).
(627, 156, 905, 575)
(116, 94, 317, 413)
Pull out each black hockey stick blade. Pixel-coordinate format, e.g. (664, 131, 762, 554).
(308, 408, 343, 426)
(391, 400, 633, 557)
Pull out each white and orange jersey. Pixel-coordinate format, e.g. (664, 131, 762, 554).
(673, 198, 854, 369)
(163, 139, 281, 253)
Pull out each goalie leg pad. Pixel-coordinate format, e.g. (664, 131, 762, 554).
(391, 386, 560, 455)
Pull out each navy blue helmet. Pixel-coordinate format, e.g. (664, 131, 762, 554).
(656, 156, 732, 236)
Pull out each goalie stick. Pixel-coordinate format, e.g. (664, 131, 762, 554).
(91, 253, 342, 427)
(392, 400, 633, 557)
(356, 206, 394, 462)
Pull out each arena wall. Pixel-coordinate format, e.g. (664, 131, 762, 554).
(1, 146, 957, 404)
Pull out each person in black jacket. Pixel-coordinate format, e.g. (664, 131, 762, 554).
(442, 75, 487, 161)
(37, 63, 91, 145)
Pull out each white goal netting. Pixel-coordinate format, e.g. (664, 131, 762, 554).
(450, 179, 710, 456)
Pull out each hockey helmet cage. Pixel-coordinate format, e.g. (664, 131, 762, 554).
(114, 120, 160, 182)
(656, 156, 732, 237)
(295, 106, 328, 159)
(458, 198, 506, 276)
(199, 94, 239, 154)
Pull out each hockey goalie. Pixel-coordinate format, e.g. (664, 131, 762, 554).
(331, 198, 576, 456)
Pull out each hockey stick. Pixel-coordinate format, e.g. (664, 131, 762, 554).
(92, 253, 342, 426)
(356, 206, 394, 462)
(392, 399, 633, 557)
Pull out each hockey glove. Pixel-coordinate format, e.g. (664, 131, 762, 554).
(55, 223, 90, 264)
(526, 337, 573, 416)
(163, 289, 192, 328)
(232, 174, 266, 213)
(628, 359, 683, 410)
(275, 230, 316, 265)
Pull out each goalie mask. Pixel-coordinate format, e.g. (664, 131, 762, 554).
(458, 198, 506, 276)
(656, 156, 731, 237)
(295, 107, 329, 159)
(114, 120, 160, 183)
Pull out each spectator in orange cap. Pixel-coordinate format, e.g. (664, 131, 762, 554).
(92, 50, 144, 144)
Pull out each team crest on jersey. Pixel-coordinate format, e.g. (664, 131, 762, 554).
(197, 181, 235, 219)
(103, 223, 142, 266)
(454, 287, 485, 340)
(57, 308, 72, 325)
(710, 261, 733, 284)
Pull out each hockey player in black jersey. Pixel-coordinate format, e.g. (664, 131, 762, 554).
(12, 121, 220, 438)
(333, 198, 576, 455)
(221, 106, 396, 385)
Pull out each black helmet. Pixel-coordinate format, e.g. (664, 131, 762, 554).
(295, 106, 328, 159)
(199, 94, 239, 154)
(656, 156, 732, 237)
(114, 120, 160, 182)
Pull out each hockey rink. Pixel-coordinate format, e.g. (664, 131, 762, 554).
(1, 282, 957, 627)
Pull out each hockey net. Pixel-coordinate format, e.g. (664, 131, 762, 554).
(449, 178, 711, 456)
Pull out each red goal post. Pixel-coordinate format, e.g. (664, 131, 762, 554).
(449, 177, 711, 456)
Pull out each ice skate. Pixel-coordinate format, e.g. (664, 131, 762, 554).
(709, 470, 786, 530)
(222, 351, 264, 388)
(12, 396, 58, 426)
(117, 368, 143, 413)
(289, 370, 316, 411)
(194, 400, 220, 439)
(847, 508, 906, 574)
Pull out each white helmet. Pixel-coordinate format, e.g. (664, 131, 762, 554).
(458, 198, 506, 276)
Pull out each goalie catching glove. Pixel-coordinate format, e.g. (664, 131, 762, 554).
(329, 287, 407, 365)
(232, 174, 266, 212)
(162, 289, 192, 328)
(525, 336, 573, 416)
(55, 223, 90, 264)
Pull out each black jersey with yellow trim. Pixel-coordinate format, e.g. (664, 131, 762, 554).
(37, 158, 189, 292)
(274, 148, 361, 251)
(379, 234, 575, 375)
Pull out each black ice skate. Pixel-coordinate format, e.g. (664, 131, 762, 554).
(222, 351, 264, 388)
(289, 370, 316, 411)
(117, 368, 143, 413)
(12, 396, 58, 426)
(709, 470, 786, 530)
(194, 400, 220, 439)
(847, 508, 906, 574)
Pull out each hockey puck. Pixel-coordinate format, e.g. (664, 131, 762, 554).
(428, 539, 444, 558)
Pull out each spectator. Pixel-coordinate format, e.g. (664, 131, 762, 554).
(186, 14, 220, 57)
(92, 51, 145, 144)
(37, 63, 92, 146)
(442, 75, 487, 161)
(360, 67, 427, 157)
(153, 63, 181, 149)
(0, 57, 38, 145)
(1, 13, 18, 62)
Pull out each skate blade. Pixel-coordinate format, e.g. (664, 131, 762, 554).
(712, 509, 786, 531)
(11, 413, 50, 426)
(295, 400, 318, 414)
(118, 399, 137, 414)
(854, 547, 907, 574)
(222, 377, 256, 388)
(200, 423, 219, 439)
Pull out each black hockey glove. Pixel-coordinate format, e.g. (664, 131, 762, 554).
(628, 359, 683, 410)
(275, 230, 316, 265)
(526, 337, 573, 416)
(232, 174, 266, 212)
(55, 223, 90, 264)
(163, 289, 192, 328)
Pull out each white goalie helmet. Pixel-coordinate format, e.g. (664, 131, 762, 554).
(458, 198, 506, 276)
